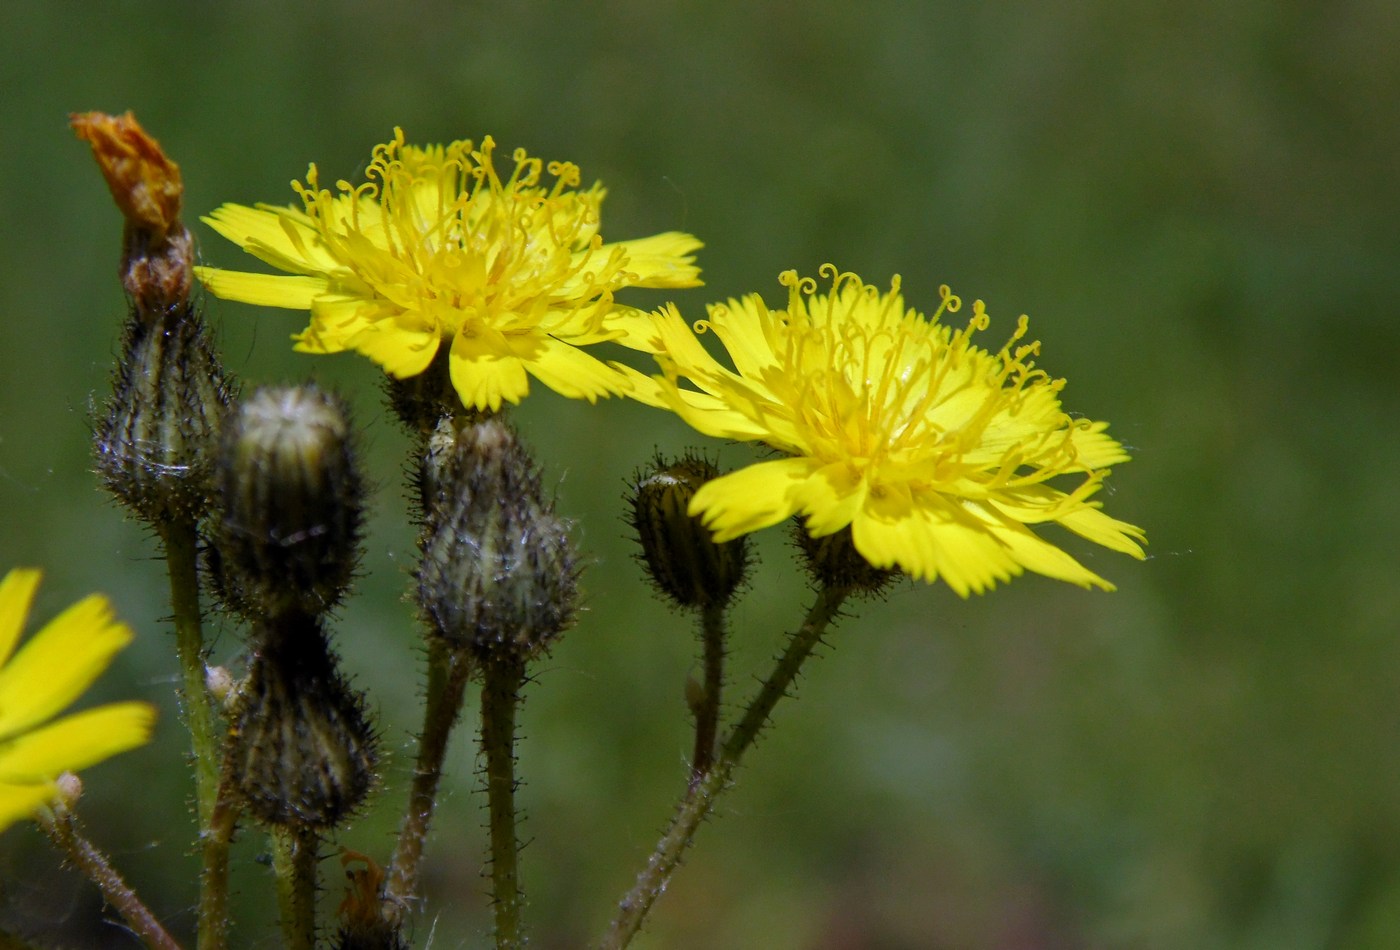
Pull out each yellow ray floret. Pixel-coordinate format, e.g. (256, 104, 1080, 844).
(649, 266, 1147, 595)
(0, 569, 155, 833)
(195, 130, 703, 412)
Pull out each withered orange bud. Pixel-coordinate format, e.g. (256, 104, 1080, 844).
(70, 111, 183, 237)
(71, 110, 193, 314)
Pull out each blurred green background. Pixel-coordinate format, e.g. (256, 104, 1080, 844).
(2, 1, 1397, 947)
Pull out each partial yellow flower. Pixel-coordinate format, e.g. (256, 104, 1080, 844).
(647, 266, 1147, 596)
(0, 569, 155, 833)
(195, 130, 703, 412)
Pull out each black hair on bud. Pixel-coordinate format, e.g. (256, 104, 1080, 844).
(227, 615, 378, 830)
(416, 415, 578, 664)
(209, 384, 365, 619)
(383, 350, 462, 437)
(795, 523, 898, 595)
(94, 300, 233, 524)
(629, 452, 749, 610)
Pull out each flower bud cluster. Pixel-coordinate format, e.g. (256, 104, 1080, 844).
(416, 415, 579, 665)
(210, 385, 378, 831)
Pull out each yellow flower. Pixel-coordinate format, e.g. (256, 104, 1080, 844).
(646, 266, 1147, 596)
(0, 569, 155, 832)
(195, 130, 703, 412)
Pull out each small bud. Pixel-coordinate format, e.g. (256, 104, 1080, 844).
(54, 772, 84, 809)
(94, 302, 233, 523)
(228, 618, 377, 830)
(210, 385, 364, 619)
(629, 453, 749, 609)
(205, 665, 238, 708)
(416, 416, 578, 664)
(795, 524, 897, 595)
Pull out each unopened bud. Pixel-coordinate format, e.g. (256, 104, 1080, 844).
(228, 619, 377, 829)
(630, 453, 749, 609)
(81, 111, 233, 524)
(210, 385, 364, 619)
(416, 416, 578, 663)
(795, 524, 897, 595)
(93, 301, 232, 523)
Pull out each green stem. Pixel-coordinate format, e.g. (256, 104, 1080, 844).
(480, 655, 526, 950)
(197, 762, 241, 950)
(384, 640, 473, 923)
(40, 804, 182, 950)
(158, 517, 220, 826)
(599, 584, 850, 950)
(688, 602, 728, 789)
(271, 826, 318, 950)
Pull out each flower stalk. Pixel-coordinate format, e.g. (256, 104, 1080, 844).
(600, 582, 851, 948)
(480, 655, 527, 949)
(384, 639, 473, 921)
(40, 800, 181, 950)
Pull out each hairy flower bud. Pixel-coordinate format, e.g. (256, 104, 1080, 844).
(209, 385, 365, 619)
(795, 524, 897, 595)
(228, 618, 377, 829)
(629, 453, 749, 609)
(416, 416, 578, 663)
(80, 110, 234, 525)
(94, 302, 232, 523)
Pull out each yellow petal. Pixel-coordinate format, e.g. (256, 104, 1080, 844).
(347, 321, 441, 377)
(792, 463, 867, 536)
(202, 203, 341, 274)
(520, 336, 630, 403)
(1057, 506, 1148, 558)
(0, 782, 58, 835)
(0, 595, 132, 739)
(971, 505, 1113, 590)
(611, 231, 704, 288)
(0, 703, 154, 781)
(195, 267, 328, 309)
(450, 332, 531, 412)
(0, 569, 41, 670)
(689, 457, 818, 542)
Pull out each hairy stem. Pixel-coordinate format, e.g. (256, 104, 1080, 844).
(599, 583, 850, 949)
(158, 518, 219, 827)
(480, 655, 526, 950)
(384, 640, 473, 922)
(688, 601, 728, 789)
(272, 826, 318, 950)
(40, 804, 181, 950)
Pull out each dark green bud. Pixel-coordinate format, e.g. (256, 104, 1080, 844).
(795, 523, 897, 595)
(416, 416, 578, 664)
(383, 349, 462, 437)
(94, 300, 233, 523)
(629, 453, 749, 609)
(209, 385, 364, 619)
(228, 616, 377, 830)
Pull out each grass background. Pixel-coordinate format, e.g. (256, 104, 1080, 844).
(1, 1, 1397, 947)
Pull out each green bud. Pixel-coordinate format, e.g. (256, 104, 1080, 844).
(228, 616, 377, 830)
(629, 453, 750, 610)
(94, 300, 232, 523)
(209, 385, 364, 619)
(416, 416, 578, 664)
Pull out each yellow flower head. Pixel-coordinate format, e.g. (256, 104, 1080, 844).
(647, 266, 1147, 596)
(0, 569, 155, 832)
(195, 130, 703, 412)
